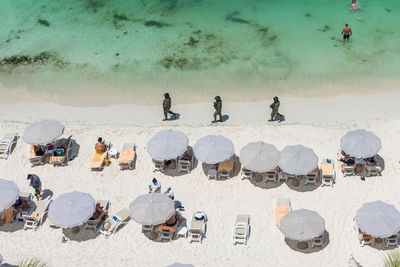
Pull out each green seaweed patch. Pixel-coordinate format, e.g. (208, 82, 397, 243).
(0, 52, 68, 72)
(305, 13, 311, 17)
(193, 30, 202, 35)
(87, 0, 106, 10)
(159, 54, 203, 70)
(114, 14, 129, 21)
(184, 37, 199, 47)
(318, 25, 330, 32)
(385, 8, 391, 12)
(144, 20, 171, 28)
(204, 34, 216, 40)
(38, 19, 50, 27)
(258, 27, 269, 34)
(226, 13, 250, 24)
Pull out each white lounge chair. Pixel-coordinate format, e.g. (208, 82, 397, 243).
(207, 169, 218, 179)
(304, 172, 317, 185)
(158, 229, 175, 242)
(49, 138, 74, 167)
(152, 159, 165, 172)
(141, 224, 154, 233)
(233, 214, 250, 245)
(188, 212, 207, 243)
(277, 170, 289, 182)
(118, 143, 136, 170)
(85, 200, 110, 230)
(385, 235, 399, 248)
(29, 146, 45, 167)
(311, 233, 325, 247)
(241, 168, 254, 180)
(99, 209, 130, 238)
(321, 160, 335, 187)
(178, 159, 192, 173)
(265, 170, 278, 182)
(343, 165, 355, 176)
(0, 133, 18, 160)
(22, 199, 51, 230)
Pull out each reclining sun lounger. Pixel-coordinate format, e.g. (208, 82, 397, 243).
(218, 157, 234, 179)
(152, 159, 165, 172)
(22, 199, 51, 230)
(85, 200, 110, 230)
(321, 159, 335, 186)
(275, 198, 291, 227)
(29, 146, 45, 167)
(49, 137, 74, 167)
(98, 209, 130, 238)
(89, 149, 109, 171)
(118, 143, 136, 170)
(241, 168, 254, 180)
(0, 132, 18, 160)
(233, 214, 250, 245)
(188, 212, 207, 243)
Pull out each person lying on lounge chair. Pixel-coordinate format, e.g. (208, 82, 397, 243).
(90, 202, 107, 222)
(34, 145, 45, 156)
(365, 157, 376, 166)
(158, 212, 182, 232)
(340, 156, 355, 165)
(95, 137, 107, 153)
(53, 135, 72, 156)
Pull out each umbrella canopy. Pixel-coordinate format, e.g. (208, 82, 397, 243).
(0, 178, 20, 212)
(356, 201, 400, 238)
(279, 145, 318, 175)
(240, 142, 280, 172)
(341, 129, 381, 158)
(48, 191, 95, 228)
(147, 130, 189, 161)
(166, 264, 194, 267)
(280, 209, 325, 241)
(193, 135, 234, 164)
(129, 193, 175, 225)
(23, 119, 65, 145)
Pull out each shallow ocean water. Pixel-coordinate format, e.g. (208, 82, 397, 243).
(0, 0, 399, 105)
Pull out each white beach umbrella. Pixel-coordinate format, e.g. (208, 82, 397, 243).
(341, 129, 381, 158)
(356, 201, 400, 238)
(279, 145, 318, 175)
(280, 209, 325, 241)
(48, 191, 96, 228)
(22, 119, 65, 145)
(147, 130, 189, 161)
(240, 142, 280, 172)
(193, 135, 234, 164)
(0, 178, 20, 212)
(129, 193, 175, 225)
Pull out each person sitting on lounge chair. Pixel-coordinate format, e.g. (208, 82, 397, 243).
(13, 197, 28, 216)
(34, 145, 45, 156)
(165, 186, 174, 200)
(95, 137, 107, 153)
(149, 178, 161, 193)
(158, 212, 182, 232)
(181, 150, 192, 161)
(90, 202, 107, 222)
(340, 156, 355, 165)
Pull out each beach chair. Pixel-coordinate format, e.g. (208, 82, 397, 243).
(89, 149, 109, 171)
(321, 160, 335, 187)
(158, 229, 175, 242)
(85, 200, 110, 230)
(188, 212, 207, 243)
(365, 158, 382, 176)
(99, 209, 130, 238)
(118, 143, 136, 170)
(141, 224, 154, 232)
(358, 233, 373, 247)
(265, 170, 278, 182)
(343, 165, 355, 176)
(241, 168, 254, 180)
(233, 214, 250, 245)
(49, 138, 74, 167)
(277, 169, 289, 182)
(311, 233, 325, 247)
(152, 159, 165, 172)
(304, 172, 317, 185)
(29, 146, 45, 167)
(178, 159, 192, 173)
(207, 169, 218, 179)
(218, 157, 234, 179)
(385, 235, 399, 248)
(0, 133, 18, 160)
(276, 198, 291, 227)
(22, 199, 51, 230)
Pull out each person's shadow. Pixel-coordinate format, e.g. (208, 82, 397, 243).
(41, 189, 54, 200)
(221, 115, 229, 122)
(170, 113, 180, 120)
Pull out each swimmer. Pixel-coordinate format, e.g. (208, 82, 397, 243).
(342, 24, 352, 44)
(350, 0, 360, 10)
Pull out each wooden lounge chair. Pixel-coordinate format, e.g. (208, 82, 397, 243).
(178, 150, 194, 173)
(22, 199, 51, 230)
(321, 159, 335, 187)
(276, 198, 291, 227)
(0, 132, 18, 160)
(89, 148, 109, 171)
(29, 146, 45, 167)
(48, 137, 74, 167)
(118, 143, 136, 170)
(218, 157, 234, 179)
(233, 215, 250, 245)
(85, 200, 110, 230)
(98, 209, 130, 238)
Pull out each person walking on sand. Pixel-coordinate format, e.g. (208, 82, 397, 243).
(162, 93, 177, 121)
(342, 24, 352, 44)
(27, 174, 42, 200)
(268, 96, 284, 122)
(212, 96, 222, 123)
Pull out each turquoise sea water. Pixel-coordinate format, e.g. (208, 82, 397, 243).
(0, 0, 399, 105)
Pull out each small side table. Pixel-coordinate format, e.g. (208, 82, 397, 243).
(177, 226, 187, 238)
(108, 148, 119, 159)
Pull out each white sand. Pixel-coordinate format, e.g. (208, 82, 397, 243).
(1, 93, 400, 267)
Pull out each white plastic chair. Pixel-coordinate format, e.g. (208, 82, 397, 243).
(343, 166, 355, 176)
(0, 133, 18, 160)
(178, 159, 192, 173)
(304, 172, 317, 185)
(152, 159, 165, 172)
(22, 199, 51, 230)
(188, 212, 207, 243)
(311, 233, 325, 247)
(207, 169, 218, 180)
(233, 215, 250, 245)
(241, 168, 254, 180)
(141, 224, 153, 233)
(385, 235, 399, 247)
(265, 171, 277, 182)
(85, 200, 110, 230)
(158, 230, 175, 242)
(98, 209, 130, 238)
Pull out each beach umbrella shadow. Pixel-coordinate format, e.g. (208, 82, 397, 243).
(201, 154, 241, 180)
(62, 226, 100, 242)
(41, 189, 53, 200)
(285, 177, 321, 192)
(284, 231, 330, 254)
(250, 174, 283, 189)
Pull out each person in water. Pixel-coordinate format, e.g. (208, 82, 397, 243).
(342, 24, 352, 44)
(350, 0, 360, 10)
